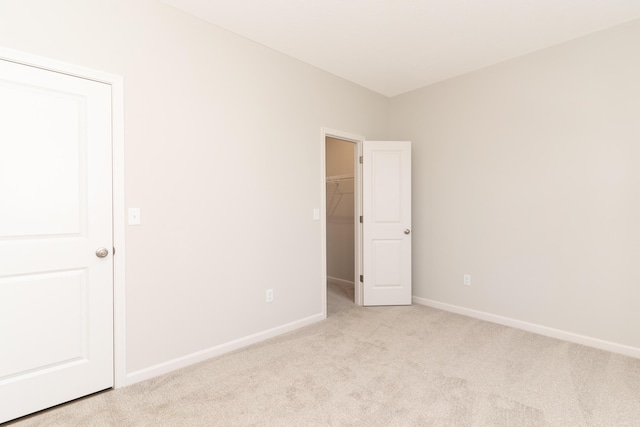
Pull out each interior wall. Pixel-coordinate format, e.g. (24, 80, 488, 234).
(0, 0, 389, 376)
(325, 137, 355, 284)
(390, 18, 640, 350)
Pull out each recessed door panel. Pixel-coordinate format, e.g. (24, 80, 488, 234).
(0, 269, 88, 381)
(0, 82, 86, 238)
(372, 151, 402, 223)
(372, 240, 402, 287)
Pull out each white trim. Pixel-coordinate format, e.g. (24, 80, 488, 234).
(0, 47, 127, 388)
(111, 75, 126, 389)
(354, 140, 363, 306)
(0, 47, 117, 86)
(321, 127, 364, 315)
(125, 313, 324, 386)
(327, 276, 355, 287)
(413, 296, 640, 360)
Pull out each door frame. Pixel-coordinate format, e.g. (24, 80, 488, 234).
(0, 48, 127, 388)
(321, 127, 364, 316)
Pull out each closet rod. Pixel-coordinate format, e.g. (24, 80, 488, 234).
(326, 174, 354, 183)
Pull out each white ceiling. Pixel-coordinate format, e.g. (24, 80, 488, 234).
(161, 0, 640, 97)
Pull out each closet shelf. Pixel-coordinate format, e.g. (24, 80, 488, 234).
(326, 174, 354, 183)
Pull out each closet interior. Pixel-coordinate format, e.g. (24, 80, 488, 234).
(325, 137, 356, 313)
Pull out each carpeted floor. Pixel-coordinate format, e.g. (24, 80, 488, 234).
(8, 286, 640, 426)
(327, 279, 355, 316)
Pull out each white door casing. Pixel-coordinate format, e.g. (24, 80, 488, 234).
(0, 58, 114, 423)
(362, 141, 412, 306)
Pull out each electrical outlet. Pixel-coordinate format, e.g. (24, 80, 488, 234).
(266, 289, 274, 303)
(464, 274, 471, 286)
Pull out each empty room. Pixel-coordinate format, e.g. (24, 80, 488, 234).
(1, 0, 639, 425)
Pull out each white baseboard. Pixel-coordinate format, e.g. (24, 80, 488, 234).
(125, 313, 324, 386)
(412, 296, 640, 360)
(327, 276, 355, 287)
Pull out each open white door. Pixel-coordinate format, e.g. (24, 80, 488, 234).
(0, 58, 114, 423)
(362, 141, 411, 306)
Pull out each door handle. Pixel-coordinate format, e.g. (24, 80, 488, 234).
(95, 247, 109, 258)
(404, 229, 411, 235)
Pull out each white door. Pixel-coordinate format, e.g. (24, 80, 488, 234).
(0, 58, 114, 423)
(362, 141, 411, 306)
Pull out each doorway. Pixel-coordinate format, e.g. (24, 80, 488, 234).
(321, 129, 412, 316)
(325, 136, 360, 315)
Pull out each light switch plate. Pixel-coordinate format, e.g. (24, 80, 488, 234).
(128, 208, 141, 225)
(313, 208, 320, 221)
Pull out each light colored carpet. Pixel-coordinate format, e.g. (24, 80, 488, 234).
(327, 279, 355, 316)
(8, 300, 640, 426)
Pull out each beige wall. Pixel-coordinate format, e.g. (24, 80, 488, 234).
(390, 18, 640, 349)
(0, 0, 389, 375)
(326, 138, 355, 283)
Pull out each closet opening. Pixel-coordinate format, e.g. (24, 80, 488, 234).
(325, 136, 358, 316)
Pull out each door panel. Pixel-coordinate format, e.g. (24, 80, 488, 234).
(363, 141, 411, 306)
(0, 58, 113, 423)
(372, 151, 402, 223)
(0, 80, 85, 237)
(0, 269, 89, 380)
